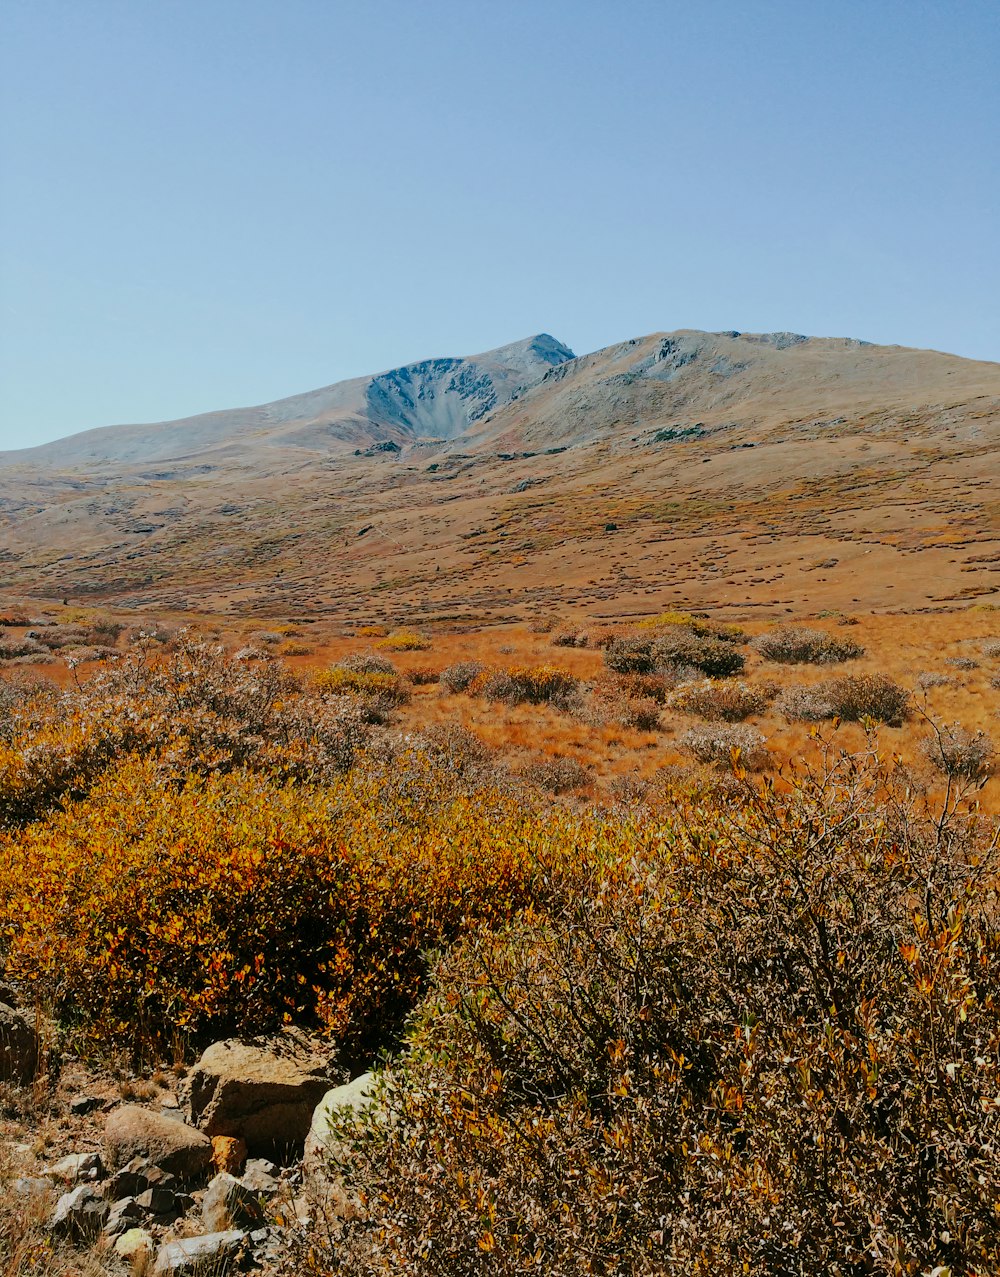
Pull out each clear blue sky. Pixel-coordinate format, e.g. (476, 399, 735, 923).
(1, 0, 998, 449)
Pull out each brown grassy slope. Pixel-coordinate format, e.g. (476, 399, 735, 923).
(0, 330, 996, 620)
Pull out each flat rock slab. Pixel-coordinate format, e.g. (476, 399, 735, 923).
(151, 1229, 246, 1276)
(104, 1106, 212, 1181)
(186, 1033, 334, 1154)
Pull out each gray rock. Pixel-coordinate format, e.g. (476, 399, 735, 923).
(135, 1185, 177, 1218)
(105, 1159, 154, 1200)
(104, 1196, 144, 1237)
(202, 1171, 267, 1231)
(240, 1162, 281, 1196)
(0, 1002, 38, 1085)
(151, 1229, 246, 1276)
(49, 1184, 109, 1239)
(185, 1033, 333, 1154)
(104, 1105, 212, 1180)
(43, 1151, 104, 1184)
(243, 1157, 279, 1179)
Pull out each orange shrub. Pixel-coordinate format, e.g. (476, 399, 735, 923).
(0, 754, 637, 1055)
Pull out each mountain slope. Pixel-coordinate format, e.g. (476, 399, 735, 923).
(0, 333, 574, 471)
(0, 329, 997, 621)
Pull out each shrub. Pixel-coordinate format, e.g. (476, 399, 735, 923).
(673, 680, 771, 722)
(652, 630, 746, 678)
(357, 624, 389, 638)
(0, 758, 566, 1052)
(916, 671, 953, 690)
(314, 667, 410, 707)
(618, 696, 662, 731)
(922, 724, 995, 780)
(639, 611, 747, 643)
(0, 638, 369, 825)
(603, 635, 657, 674)
(0, 636, 46, 660)
(826, 674, 909, 725)
(777, 675, 909, 726)
(319, 752, 1000, 1276)
(753, 625, 865, 664)
(550, 631, 588, 648)
(482, 666, 579, 709)
(30, 625, 90, 650)
(605, 632, 745, 679)
(678, 723, 768, 769)
(279, 639, 312, 656)
(776, 683, 837, 722)
(520, 756, 590, 793)
(336, 651, 397, 676)
(414, 723, 494, 775)
(376, 629, 431, 652)
(982, 639, 1000, 660)
(946, 656, 979, 670)
(439, 660, 485, 694)
(406, 666, 440, 685)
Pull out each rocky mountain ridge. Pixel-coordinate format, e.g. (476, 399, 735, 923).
(0, 327, 997, 619)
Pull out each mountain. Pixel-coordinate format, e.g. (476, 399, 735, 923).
(0, 329, 997, 621)
(0, 334, 574, 471)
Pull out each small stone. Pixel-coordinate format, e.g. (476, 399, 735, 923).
(243, 1157, 278, 1178)
(211, 1134, 247, 1175)
(49, 1184, 109, 1239)
(151, 1229, 246, 1276)
(241, 1162, 280, 1196)
(114, 1227, 155, 1261)
(69, 1094, 103, 1116)
(43, 1151, 104, 1184)
(136, 1186, 177, 1218)
(202, 1171, 266, 1231)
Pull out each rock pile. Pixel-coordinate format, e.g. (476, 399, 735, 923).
(24, 1031, 374, 1273)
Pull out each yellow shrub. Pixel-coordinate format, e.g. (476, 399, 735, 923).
(0, 754, 640, 1053)
(375, 629, 431, 652)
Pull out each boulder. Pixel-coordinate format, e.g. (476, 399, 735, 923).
(104, 1106, 212, 1181)
(303, 1072, 376, 1177)
(303, 1072, 377, 1221)
(185, 1033, 334, 1154)
(151, 1229, 246, 1276)
(0, 1002, 38, 1085)
(202, 1171, 267, 1231)
(49, 1185, 109, 1240)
